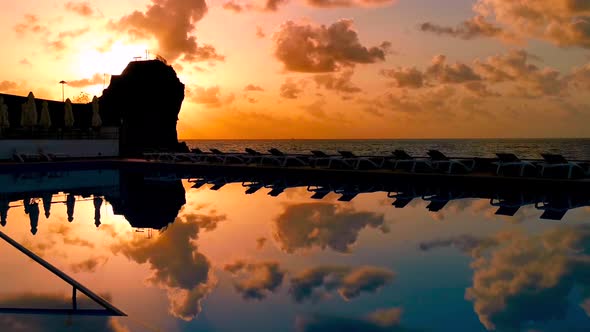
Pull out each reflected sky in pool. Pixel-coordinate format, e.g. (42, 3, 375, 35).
(0, 170, 589, 331)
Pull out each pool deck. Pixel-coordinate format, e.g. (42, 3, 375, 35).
(1, 158, 588, 194)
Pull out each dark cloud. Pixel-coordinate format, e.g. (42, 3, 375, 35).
(295, 307, 405, 332)
(112, 0, 218, 63)
(65, 2, 94, 17)
(67, 73, 106, 88)
(280, 79, 304, 99)
(419, 16, 516, 42)
(264, 0, 289, 11)
(305, 0, 396, 8)
(290, 265, 394, 302)
(188, 44, 225, 62)
(244, 84, 265, 92)
(273, 202, 386, 253)
(380, 67, 425, 89)
(274, 19, 389, 72)
(221, 0, 288, 13)
(111, 212, 225, 320)
(314, 70, 362, 94)
(224, 260, 286, 300)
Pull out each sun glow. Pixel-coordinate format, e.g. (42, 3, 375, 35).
(76, 42, 150, 78)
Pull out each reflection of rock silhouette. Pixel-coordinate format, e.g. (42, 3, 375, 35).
(66, 194, 75, 222)
(0, 198, 8, 226)
(28, 201, 39, 235)
(107, 172, 186, 229)
(93, 196, 103, 228)
(41, 193, 52, 218)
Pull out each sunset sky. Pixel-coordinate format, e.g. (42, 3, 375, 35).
(1, 0, 590, 138)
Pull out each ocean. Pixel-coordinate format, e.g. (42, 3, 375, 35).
(183, 138, 590, 160)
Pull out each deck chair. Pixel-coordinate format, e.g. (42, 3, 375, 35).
(427, 150, 475, 174)
(387, 192, 415, 208)
(493, 153, 537, 177)
(535, 194, 587, 220)
(310, 150, 351, 168)
(338, 151, 384, 170)
(390, 150, 432, 172)
(262, 148, 308, 167)
(210, 148, 247, 165)
(539, 153, 588, 179)
(244, 148, 264, 164)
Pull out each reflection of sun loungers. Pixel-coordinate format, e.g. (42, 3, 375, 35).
(307, 185, 333, 199)
(539, 153, 589, 179)
(242, 181, 265, 194)
(335, 184, 379, 202)
(535, 195, 589, 220)
(493, 153, 537, 177)
(490, 193, 536, 216)
(264, 179, 302, 197)
(423, 190, 467, 212)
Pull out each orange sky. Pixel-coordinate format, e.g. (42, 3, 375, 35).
(1, 0, 590, 138)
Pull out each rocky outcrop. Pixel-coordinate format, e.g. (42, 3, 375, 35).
(100, 60, 186, 156)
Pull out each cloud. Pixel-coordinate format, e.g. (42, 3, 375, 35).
(424, 225, 590, 330)
(244, 84, 265, 92)
(188, 86, 235, 107)
(224, 260, 286, 300)
(0, 81, 19, 92)
(111, 213, 224, 320)
(112, 0, 216, 62)
(303, 99, 328, 118)
(313, 70, 362, 94)
(14, 14, 48, 36)
(274, 19, 389, 72)
(290, 265, 394, 302)
(421, 0, 590, 49)
(273, 203, 386, 253)
(67, 73, 106, 88)
(280, 79, 304, 99)
(221, 0, 288, 12)
(65, 1, 94, 17)
(380, 67, 425, 89)
(295, 307, 404, 332)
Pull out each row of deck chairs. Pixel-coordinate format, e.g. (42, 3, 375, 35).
(144, 148, 590, 179)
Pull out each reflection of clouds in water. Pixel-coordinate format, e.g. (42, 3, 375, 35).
(422, 226, 590, 330)
(274, 203, 386, 253)
(111, 212, 225, 321)
(224, 260, 285, 300)
(0, 293, 128, 331)
(69, 256, 109, 273)
(290, 265, 395, 302)
(256, 237, 267, 249)
(295, 307, 406, 332)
